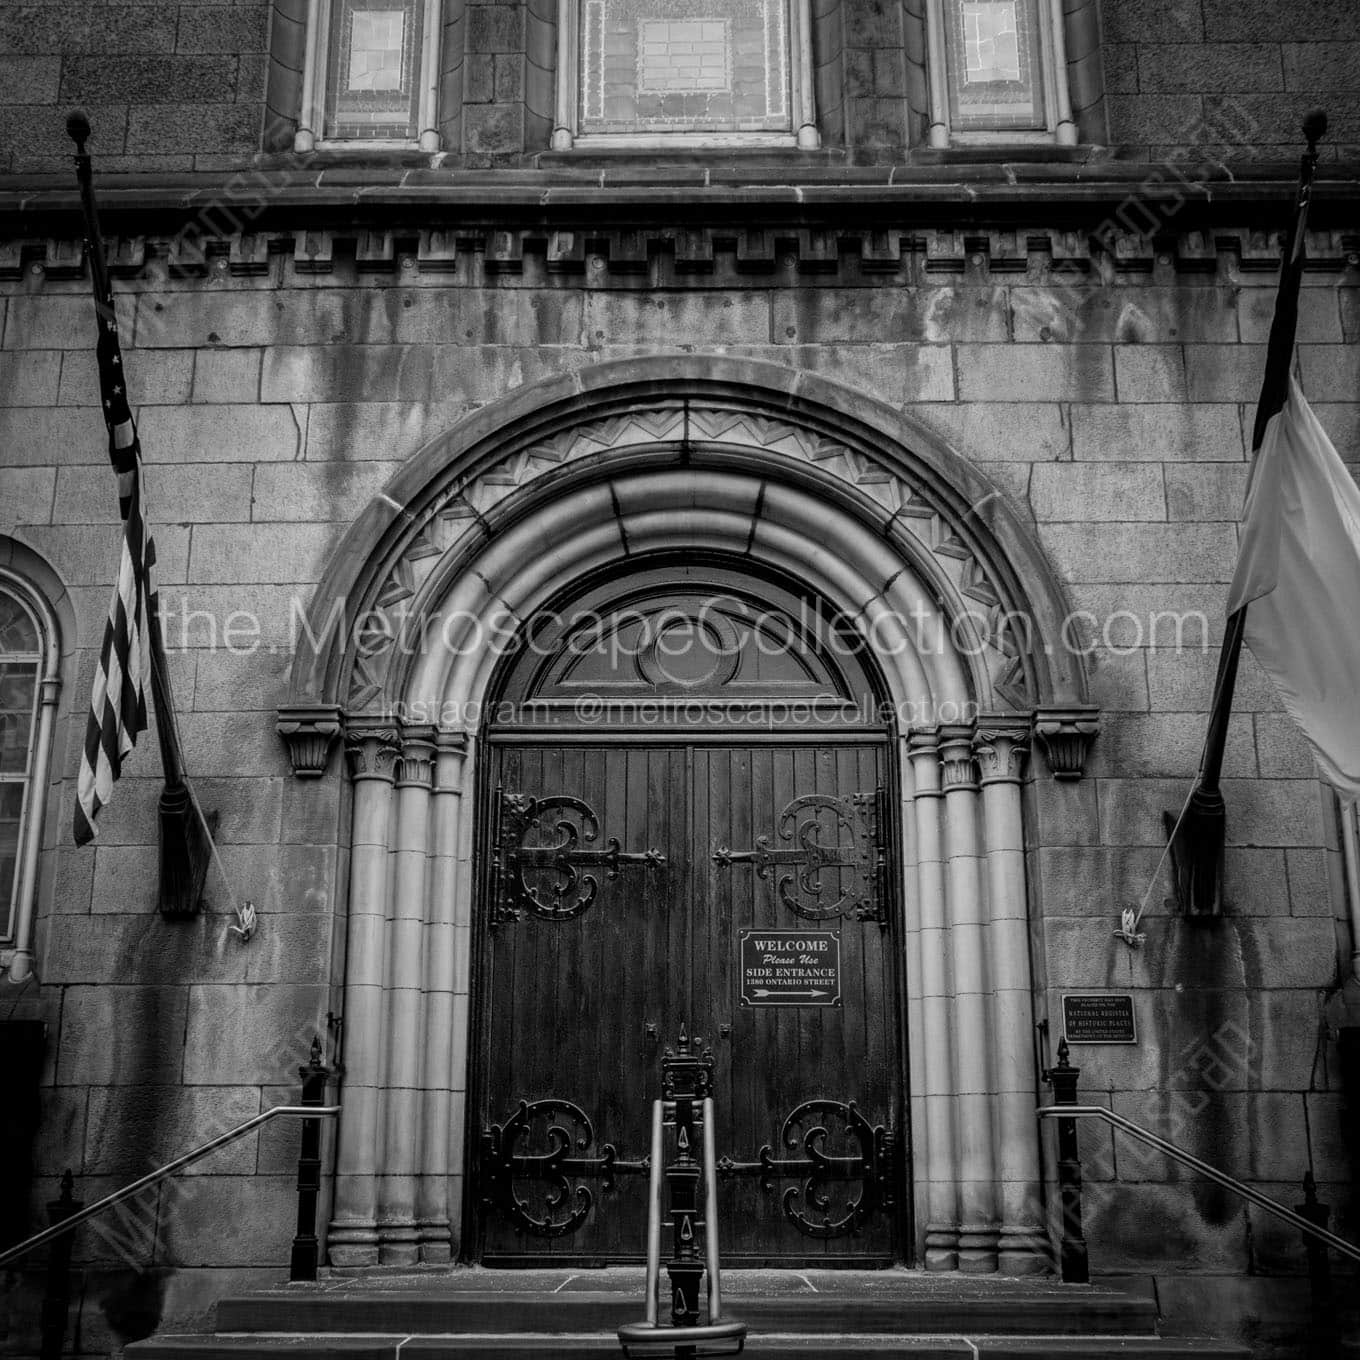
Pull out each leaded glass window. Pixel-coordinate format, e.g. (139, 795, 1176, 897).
(579, 0, 792, 136)
(0, 588, 41, 940)
(942, 0, 1046, 131)
(324, 0, 425, 139)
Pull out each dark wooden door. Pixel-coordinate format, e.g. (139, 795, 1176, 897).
(475, 739, 901, 1266)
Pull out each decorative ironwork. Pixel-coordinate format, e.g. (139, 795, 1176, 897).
(712, 791, 885, 923)
(492, 790, 667, 925)
(481, 1097, 649, 1239)
(717, 1098, 894, 1239)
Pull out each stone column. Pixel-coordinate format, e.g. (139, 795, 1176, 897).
(907, 728, 958, 1270)
(416, 729, 468, 1262)
(939, 723, 998, 1273)
(377, 725, 435, 1264)
(975, 718, 1048, 1275)
(329, 724, 400, 1266)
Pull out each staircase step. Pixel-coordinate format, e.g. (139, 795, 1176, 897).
(129, 1334, 1252, 1360)
(212, 1288, 1160, 1338)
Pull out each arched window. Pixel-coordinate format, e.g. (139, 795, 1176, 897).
(0, 568, 62, 984)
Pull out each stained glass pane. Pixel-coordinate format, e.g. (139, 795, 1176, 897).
(0, 665, 37, 777)
(325, 0, 422, 139)
(944, 0, 1045, 131)
(580, 0, 791, 136)
(0, 591, 39, 655)
(0, 781, 22, 926)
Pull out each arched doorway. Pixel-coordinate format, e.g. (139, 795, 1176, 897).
(473, 559, 903, 1265)
(279, 356, 1098, 1277)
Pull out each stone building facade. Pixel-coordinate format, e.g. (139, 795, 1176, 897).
(1, 0, 1358, 1355)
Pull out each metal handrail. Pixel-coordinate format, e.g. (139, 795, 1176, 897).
(0, 1104, 340, 1269)
(1037, 1103, 1360, 1266)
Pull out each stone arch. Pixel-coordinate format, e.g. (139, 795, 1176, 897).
(279, 356, 1096, 1275)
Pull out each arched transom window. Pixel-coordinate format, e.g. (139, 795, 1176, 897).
(0, 586, 44, 943)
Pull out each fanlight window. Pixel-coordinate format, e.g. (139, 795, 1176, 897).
(0, 587, 43, 942)
(492, 565, 881, 730)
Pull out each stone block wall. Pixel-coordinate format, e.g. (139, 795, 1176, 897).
(0, 230, 1356, 1357)
(2, 0, 1357, 170)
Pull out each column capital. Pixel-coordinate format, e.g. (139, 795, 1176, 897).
(396, 725, 438, 788)
(344, 722, 401, 783)
(278, 703, 343, 778)
(938, 723, 978, 793)
(973, 715, 1030, 786)
(1033, 705, 1100, 781)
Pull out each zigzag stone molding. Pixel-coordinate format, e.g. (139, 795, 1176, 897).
(343, 404, 1033, 715)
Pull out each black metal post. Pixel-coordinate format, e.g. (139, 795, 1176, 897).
(661, 1027, 713, 1353)
(40, 1170, 82, 1360)
(1044, 1039, 1089, 1284)
(1296, 1170, 1336, 1356)
(290, 1037, 329, 1282)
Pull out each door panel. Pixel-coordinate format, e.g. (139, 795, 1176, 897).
(477, 740, 899, 1265)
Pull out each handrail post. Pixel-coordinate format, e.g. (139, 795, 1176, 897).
(1043, 1038, 1089, 1284)
(290, 1037, 330, 1282)
(663, 1030, 708, 1336)
(40, 1170, 82, 1360)
(1296, 1171, 1336, 1354)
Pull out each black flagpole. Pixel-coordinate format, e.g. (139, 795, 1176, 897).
(1165, 109, 1327, 918)
(66, 110, 216, 917)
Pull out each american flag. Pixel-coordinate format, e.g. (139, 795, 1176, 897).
(72, 289, 158, 846)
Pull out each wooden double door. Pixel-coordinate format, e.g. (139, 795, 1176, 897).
(473, 739, 904, 1265)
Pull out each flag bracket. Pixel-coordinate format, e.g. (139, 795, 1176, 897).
(1162, 791, 1224, 920)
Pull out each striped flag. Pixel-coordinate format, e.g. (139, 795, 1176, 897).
(72, 291, 159, 845)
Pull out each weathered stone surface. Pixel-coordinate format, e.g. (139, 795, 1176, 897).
(1040, 522, 1237, 583)
(126, 102, 259, 154)
(1113, 346, 1189, 402)
(1253, 712, 1317, 779)
(1283, 845, 1336, 917)
(1071, 403, 1243, 462)
(773, 287, 1008, 344)
(0, 54, 60, 103)
(0, 465, 56, 524)
(956, 343, 1114, 402)
(191, 648, 291, 713)
(187, 521, 342, 583)
(1239, 284, 1343, 343)
(155, 584, 316, 648)
(84, 1084, 260, 1175)
(1299, 341, 1360, 397)
(183, 983, 329, 1084)
(1184, 343, 1268, 401)
(1146, 648, 1282, 712)
(174, 6, 270, 53)
(1164, 463, 1248, 520)
(191, 348, 262, 403)
(1202, 0, 1360, 41)
(0, 407, 108, 464)
(903, 401, 1068, 462)
(1030, 778, 1100, 847)
(57, 986, 189, 1085)
(1105, 94, 1206, 147)
(59, 347, 194, 409)
(1282, 41, 1360, 90)
(1072, 583, 1226, 649)
(1089, 711, 1256, 779)
(14, 523, 189, 585)
(217, 843, 338, 914)
(303, 400, 473, 462)
(138, 403, 302, 461)
(0, 351, 62, 407)
(1136, 43, 1285, 92)
(1029, 463, 1165, 522)
(60, 54, 237, 104)
(1100, 0, 1204, 42)
(177, 711, 291, 777)
(91, 844, 160, 914)
(585, 292, 771, 347)
(1084, 649, 1152, 713)
(155, 1173, 296, 1266)
(1011, 287, 1237, 344)
(250, 462, 398, 522)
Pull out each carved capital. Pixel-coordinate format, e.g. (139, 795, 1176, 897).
(938, 723, 979, 792)
(1033, 705, 1100, 781)
(973, 715, 1031, 786)
(277, 703, 343, 778)
(396, 724, 438, 788)
(344, 722, 401, 782)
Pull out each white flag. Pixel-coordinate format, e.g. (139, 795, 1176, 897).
(1226, 377, 1360, 799)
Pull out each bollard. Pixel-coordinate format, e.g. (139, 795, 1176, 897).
(1043, 1038, 1089, 1285)
(40, 1170, 82, 1360)
(290, 1037, 330, 1282)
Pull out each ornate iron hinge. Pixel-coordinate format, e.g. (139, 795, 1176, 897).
(712, 790, 886, 923)
(481, 1097, 649, 1238)
(717, 1099, 895, 1239)
(492, 790, 667, 925)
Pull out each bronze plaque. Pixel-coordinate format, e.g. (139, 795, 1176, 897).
(1062, 993, 1137, 1044)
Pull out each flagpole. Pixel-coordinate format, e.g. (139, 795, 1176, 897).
(1165, 109, 1327, 918)
(66, 111, 187, 794)
(67, 110, 215, 918)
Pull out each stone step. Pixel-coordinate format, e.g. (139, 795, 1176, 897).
(128, 1333, 1253, 1360)
(211, 1288, 1162, 1338)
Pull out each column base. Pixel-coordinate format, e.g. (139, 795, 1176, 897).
(418, 1220, 454, 1265)
(378, 1226, 422, 1266)
(957, 1224, 999, 1274)
(327, 1219, 380, 1268)
(924, 1226, 959, 1272)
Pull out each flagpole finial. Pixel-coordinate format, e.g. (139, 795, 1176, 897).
(1302, 109, 1327, 155)
(65, 109, 91, 154)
